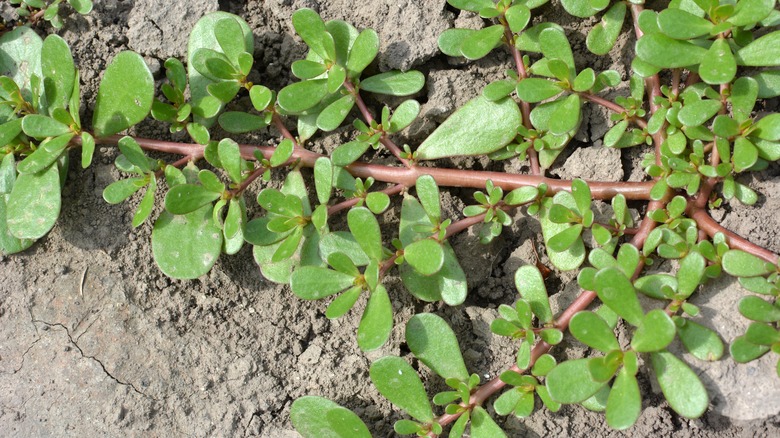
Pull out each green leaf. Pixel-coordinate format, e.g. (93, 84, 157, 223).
(41, 34, 75, 113)
(218, 111, 268, 134)
(21, 115, 70, 138)
(347, 207, 383, 261)
(346, 28, 379, 77)
(515, 78, 563, 103)
(736, 30, 780, 66)
(404, 239, 444, 276)
(539, 195, 585, 271)
(359, 71, 425, 96)
(365, 192, 390, 214)
(370, 356, 434, 423)
(677, 99, 722, 127)
(320, 231, 370, 266)
(313, 157, 333, 205)
(68, 0, 93, 14)
(738, 296, 780, 322)
(594, 267, 644, 326)
(674, 317, 724, 361)
(754, 114, 780, 141)
(587, 3, 627, 55)
(460, 25, 504, 60)
(290, 396, 371, 438)
(606, 368, 641, 430)
(327, 64, 346, 94)
(102, 177, 145, 204)
(317, 94, 355, 131)
(80, 131, 95, 168)
(731, 77, 759, 123)
(483, 79, 516, 102)
(92, 51, 153, 137)
(388, 99, 420, 133)
(438, 28, 475, 57)
(325, 286, 362, 319)
(631, 309, 676, 352)
(164, 184, 221, 215)
(416, 96, 521, 160)
(117, 136, 151, 173)
(292, 8, 336, 61)
(548, 94, 581, 135)
(722, 249, 774, 277)
(753, 70, 780, 98)
(132, 176, 156, 227)
(471, 406, 507, 438)
(546, 358, 606, 403)
(358, 284, 393, 351)
(569, 311, 620, 353)
(292, 59, 327, 80)
(151, 206, 222, 279)
(733, 136, 758, 172)
(540, 28, 575, 69)
(214, 17, 246, 65)
(677, 252, 705, 298)
(505, 4, 531, 32)
(561, 0, 602, 17)
(332, 141, 371, 166)
(515, 265, 554, 324)
(745, 322, 780, 346)
(657, 8, 714, 39)
(406, 313, 468, 381)
(290, 266, 355, 300)
(218, 138, 242, 183)
(636, 34, 707, 68)
(650, 351, 708, 418)
(278, 79, 329, 114)
(16, 133, 72, 175)
(6, 164, 60, 239)
(730, 335, 771, 363)
(447, 0, 494, 12)
(0, 27, 43, 102)
(415, 174, 440, 222)
(699, 38, 736, 85)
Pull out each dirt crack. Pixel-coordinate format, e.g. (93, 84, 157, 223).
(31, 318, 157, 401)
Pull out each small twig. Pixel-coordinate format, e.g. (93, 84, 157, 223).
(79, 267, 88, 297)
(327, 183, 405, 216)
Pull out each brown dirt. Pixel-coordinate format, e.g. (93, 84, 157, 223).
(1, 1, 779, 437)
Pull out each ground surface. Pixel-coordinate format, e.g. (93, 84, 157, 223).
(1, 1, 779, 437)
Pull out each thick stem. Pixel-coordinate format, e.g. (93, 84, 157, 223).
(688, 207, 779, 264)
(96, 135, 656, 200)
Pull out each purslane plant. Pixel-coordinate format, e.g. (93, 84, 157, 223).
(2, 0, 780, 435)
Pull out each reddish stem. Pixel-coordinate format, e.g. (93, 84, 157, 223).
(688, 207, 779, 264)
(504, 27, 540, 175)
(327, 183, 405, 216)
(94, 135, 656, 200)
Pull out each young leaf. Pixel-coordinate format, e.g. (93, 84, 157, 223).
(102, 177, 145, 204)
(699, 38, 736, 85)
(359, 70, 425, 96)
(41, 34, 75, 113)
(406, 313, 469, 382)
(405, 239, 444, 276)
(631, 309, 676, 352)
(314, 157, 333, 205)
(546, 358, 606, 403)
(347, 207, 383, 261)
(21, 114, 70, 138)
(515, 265, 554, 324)
(606, 368, 641, 430)
(569, 311, 620, 353)
(636, 34, 707, 68)
(388, 99, 420, 133)
(292, 8, 336, 61)
(16, 133, 72, 175)
(290, 396, 371, 438)
(650, 351, 708, 419)
(730, 335, 771, 363)
(151, 206, 222, 279)
(722, 249, 774, 277)
(515, 78, 563, 103)
(539, 28, 575, 69)
(132, 176, 156, 227)
(471, 406, 508, 438)
(587, 2, 627, 55)
(415, 174, 440, 222)
(416, 96, 521, 160)
(674, 317, 724, 361)
(326, 286, 362, 319)
(539, 195, 586, 271)
(277, 79, 328, 113)
(118, 136, 151, 173)
(594, 267, 644, 326)
(92, 51, 153, 137)
(369, 356, 434, 423)
(317, 94, 355, 131)
(460, 25, 504, 60)
(735, 30, 780, 66)
(332, 140, 371, 166)
(657, 8, 714, 39)
(290, 266, 355, 300)
(738, 296, 780, 322)
(164, 184, 221, 215)
(7, 164, 60, 239)
(346, 28, 379, 77)
(357, 284, 393, 351)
